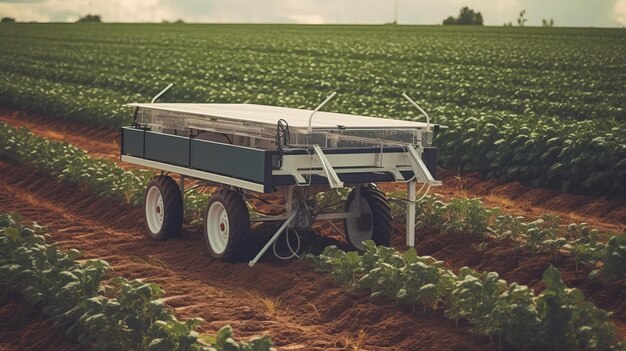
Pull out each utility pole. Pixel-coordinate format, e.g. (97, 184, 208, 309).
(394, 0, 398, 25)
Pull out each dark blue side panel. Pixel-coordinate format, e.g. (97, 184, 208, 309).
(144, 132, 190, 167)
(190, 139, 266, 184)
(121, 128, 144, 158)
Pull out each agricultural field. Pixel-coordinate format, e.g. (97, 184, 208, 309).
(0, 23, 625, 351)
(0, 24, 625, 195)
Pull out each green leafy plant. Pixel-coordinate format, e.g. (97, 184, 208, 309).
(590, 234, 626, 281)
(1, 24, 623, 196)
(0, 213, 275, 351)
(309, 241, 620, 350)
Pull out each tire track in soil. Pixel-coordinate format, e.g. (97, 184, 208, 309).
(2, 110, 623, 232)
(0, 162, 496, 351)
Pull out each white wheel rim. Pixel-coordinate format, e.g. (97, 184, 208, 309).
(207, 201, 229, 254)
(346, 197, 373, 250)
(145, 186, 164, 234)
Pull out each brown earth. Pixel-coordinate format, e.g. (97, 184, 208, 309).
(0, 162, 497, 351)
(0, 294, 83, 351)
(1, 109, 625, 345)
(1, 109, 623, 233)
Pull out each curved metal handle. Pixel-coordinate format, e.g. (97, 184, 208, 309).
(402, 92, 430, 132)
(307, 91, 337, 133)
(151, 83, 173, 103)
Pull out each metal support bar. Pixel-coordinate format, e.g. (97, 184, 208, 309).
(405, 144, 440, 186)
(316, 212, 359, 220)
(406, 180, 416, 247)
(249, 209, 298, 267)
(312, 145, 344, 189)
(250, 216, 289, 222)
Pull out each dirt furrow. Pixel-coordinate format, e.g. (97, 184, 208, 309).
(0, 295, 83, 351)
(0, 162, 495, 351)
(2, 109, 623, 233)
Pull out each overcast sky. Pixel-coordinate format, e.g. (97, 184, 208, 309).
(1, 0, 625, 27)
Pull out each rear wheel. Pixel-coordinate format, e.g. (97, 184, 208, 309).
(344, 185, 392, 250)
(144, 175, 183, 240)
(204, 189, 250, 261)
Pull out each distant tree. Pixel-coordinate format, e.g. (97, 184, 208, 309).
(503, 21, 513, 27)
(542, 18, 554, 27)
(76, 14, 101, 23)
(443, 16, 456, 25)
(163, 18, 184, 24)
(517, 10, 527, 27)
(442, 6, 483, 25)
(1, 17, 16, 23)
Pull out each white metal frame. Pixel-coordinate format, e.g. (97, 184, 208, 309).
(124, 96, 444, 267)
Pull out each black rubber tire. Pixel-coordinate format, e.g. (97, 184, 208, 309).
(343, 185, 392, 250)
(203, 189, 251, 262)
(143, 175, 183, 241)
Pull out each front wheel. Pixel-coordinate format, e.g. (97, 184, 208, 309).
(143, 175, 183, 240)
(344, 185, 392, 250)
(203, 189, 250, 261)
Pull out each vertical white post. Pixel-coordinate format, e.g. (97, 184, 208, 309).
(406, 180, 416, 247)
(286, 186, 295, 228)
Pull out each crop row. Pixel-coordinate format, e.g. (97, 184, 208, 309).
(387, 193, 626, 282)
(0, 119, 624, 349)
(0, 25, 623, 122)
(0, 70, 623, 196)
(309, 242, 622, 350)
(0, 122, 209, 220)
(0, 213, 275, 351)
(1, 121, 623, 283)
(0, 25, 624, 196)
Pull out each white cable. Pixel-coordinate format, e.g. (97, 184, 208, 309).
(417, 184, 431, 201)
(272, 228, 301, 260)
(415, 182, 426, 195)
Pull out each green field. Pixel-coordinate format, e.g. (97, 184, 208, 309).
(0, 24, 624, 195)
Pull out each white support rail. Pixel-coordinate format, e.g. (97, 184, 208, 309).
(405, 144, 440, 185)
(249, 209, 298, 267)
(406, 180, 417, 247)
(312, 145, 344, 189)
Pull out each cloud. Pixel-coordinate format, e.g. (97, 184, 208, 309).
(615, 0, 626, 25)
(0, 0, 179, 22)
(0, 0, 44, 3)
(0, 0, 622, 26)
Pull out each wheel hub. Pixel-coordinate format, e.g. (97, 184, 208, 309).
(145, 186, 165, 234)
(206, 201, 229, 255)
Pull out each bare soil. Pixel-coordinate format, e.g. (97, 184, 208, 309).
(0, 162, 497, 351)
(1, 109, 624, 346)
(0, 294, 83, 351)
